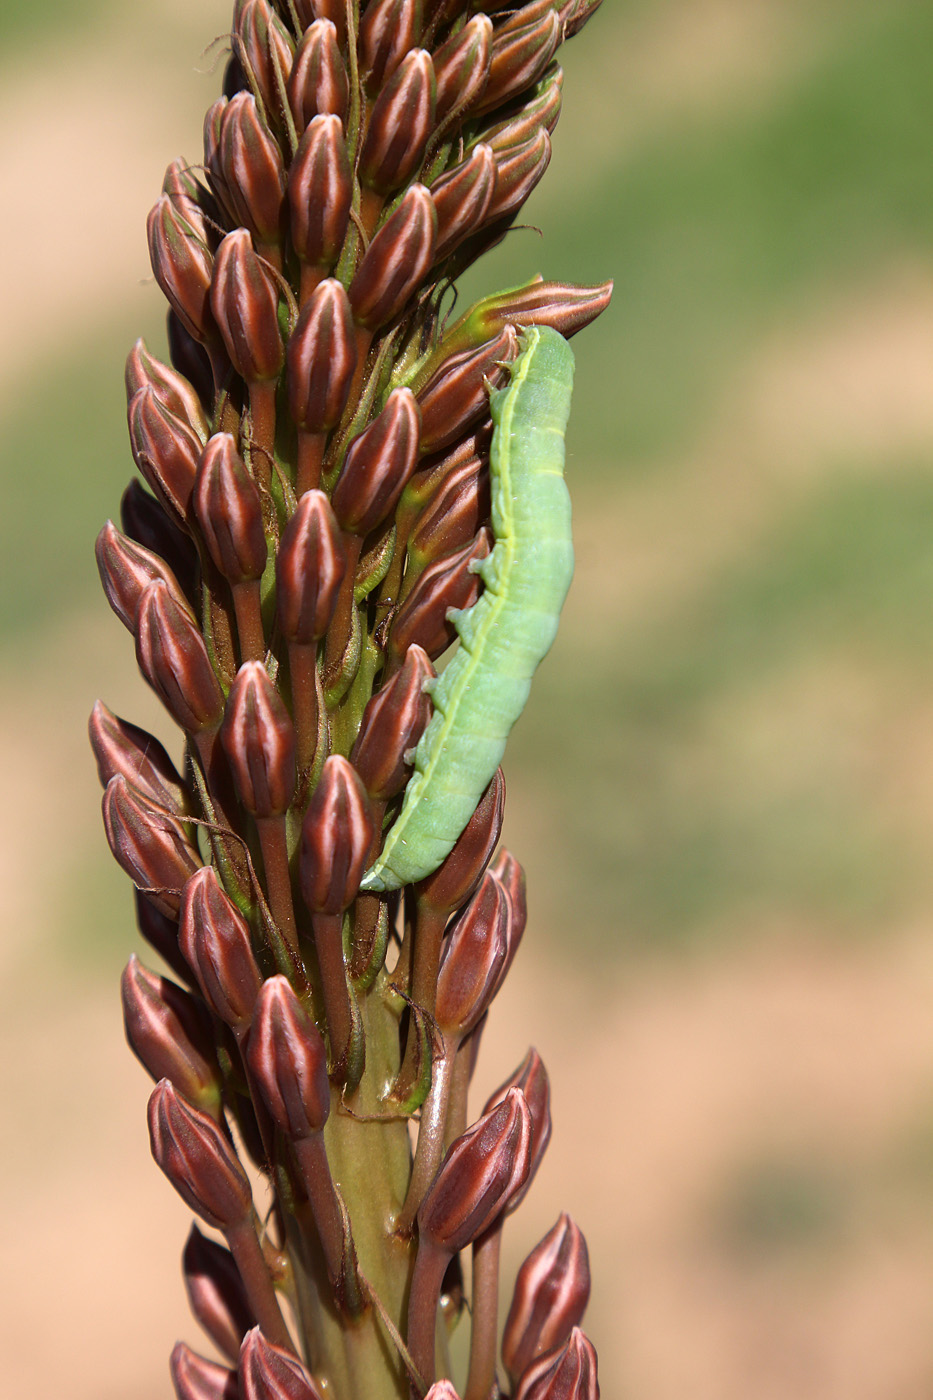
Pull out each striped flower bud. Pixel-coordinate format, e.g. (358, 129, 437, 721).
(331, 388, 421, 535)
(490, 846, 527, 989)
(162, 157, 214, 233)
(128, 385, 202, 525)
(560, 0, 603, 39)
(135, 888, 193, 987)
(167, 309, 217, 412)
(503, 1215, 591, 1384)
(276, 489, 346, 643)
(95, 520, 191, 633)
(204, 96, 231, 217)
(121, 954, 221, 1109)
(219, 93, 286, 246)
(233, 0, 295, 127)
(239, 1327, 325, 1400)
(481, 66, 563, 151)
(287, 116, 352, 269)
(136, 580, 225, 734)
(148, 1079, 253, 1229)
(179, 866, 262, 1031)
(433, 14, 493, 124)
(474, 8, 561, 117)
(102, 775, 201, 917)
(417, 326, 518, 453)
(210, 230, 284, 383)
(387, 528, 490, 662)
(247, 976, 330, 1139)
(485, 128, 551, 224)
(418, 1088, 533, 1252)
(183, 1225, 255, 1363)
(359, 0, 419, 92)
(359, 50, 436, 195)
(514, 1327, 600, 1400)
(89, 700, 188, 814)
(287, 20, 349, 129)
(170, 1342, 239, 1400)
(147, 193, 216, 344)
(221, 661, 296, 819)
(193, 435, 267, 585)
(350, 644, 434, 801)
(408, 454, 490, 569)
(453, 276, 613, 346)
(299, 756, 376, 916)
(294, 0, 344, 40)
(286, 279, 356, 432)
(348, 184, 437, 330)
(418, 766, 505, 916)
(482, 1047, 551, 1210)
(436, 868, 510, 1037)
(125, 339, 208, 442)
(120, 480, 200, 604)
(425, 1387, 460, 1400)
(431, 144, 498, 262)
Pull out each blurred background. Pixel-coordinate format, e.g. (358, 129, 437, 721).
(4, 0, 933, 1395)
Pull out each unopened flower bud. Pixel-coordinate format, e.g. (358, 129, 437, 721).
(485, 128, 551, 224)
(167, 310, 217, 413)
(234, 0, 296, 127)
(481, 66, 562, 151)
(148, 1078, 252, 1229)
(418, 1088, 532, 1252)
(136, 580, 225, 734)
(483, 1047, 551, 1209)
(425, 1386, 460, 1400)
(433, 14, 493, 124)
(135, 888, 193, 986)
(287, 20, 349, 129)
(359, 50, 435, 195)
(210, 230, 284, 383)
(502, 1215, 591, 1384)
(95, 520, 191, 633)
(475, 6, 561, 117)
(89, 700, 188, 814)
(418, 766, 505, 915)
(183, 1225, 255, 1363)
(204, 96, 231, 215)
(286, 279, 356, 432)
(348, 184, 437, 331)
(514, 1327, 600, 1400)
(387, 529, 490, 662)
(179, 866, 263, 1031)
(121, 954, 220, 1108)
(490, 847, 527, 988)
(102, 775, 201, 917)
(125, 339, 208, 441)
(288, 116, 353, 270)
(451, 276, 613, 347)
(247, 976, 330, 1139)
(120, 480, 200, 605)
(350, 644, 434, 801)
(148, 193, 216, 344)
(193, 434, 267, 585)
(436, 868, 510, 1037)
(171, 1342, 239, 1400)
(331, 388, 421, 535)
(559, 0, 603, 39)
(219, 92, 286, 246)
(221, 661, 296, 818)
(300, 756, 376, 916)
(359, 0, 419, 91)
(417, 326, 518, 454)
(162, 157, 214, 233)
(276, 489, 346, 643)
(239, 1326, 324, 1400)
(408, 454, 490, 569)
(431, 144, 498, 263)
(128, 386, 202, 526)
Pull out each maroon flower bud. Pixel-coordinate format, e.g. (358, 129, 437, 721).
(387, 529, 490, 662)
(276, 489, 346, 643)
(436, 868, 510, 1037)
(433, 14, 493, 125)
(300, 756, 376, 916)
(210, 230, 284, 383)
(128, 385, 202, 525)
(431, 144, 498, 263)
(418, 767, 505, 915)
(193, 434, 267, 585)
(233, 0, 296, 127)
(417, 327, 518, 454)
(483, 1047, 551, 1209)
(171, 1342, 239, 1400)
(121, 954, 221, 1108)
(149, 1078, 252, 1228)
(359, 0, 419, 91)
(247, 976, 330, 1139)
(184, 1225, 256, 1363)
(239, 1326, 324, 1400)
(95, 520, 191, 633)
(514, 1327, 600, 1400)
(168, 310, 218, 414)
(481, 66, 563, 150)
(425, 1387, 460, 1400)
(102, 775, 201, 917)
(162, 157, 214, 232)
(120, 480, 200, 605)
(286, 279, 356, 432)
(331, 388, 421, 535)
(219, 93, 287, 246)
(502, 1215, 591, 1384)
(408, 454, 490, 569)
(348, 184, 437, 331)
(418, 1088, 533, 1251)
(221, 662, 296, 818)
(89, 700, 188, 813)
(559, 0, 603, 40)
(204, 96, 231, 215)
(474, 8, 561, 117)
(350, 644, 434, 801)
(148, 193, 216, 344)
(287, 116, 352, 269)
(485, 128, 551, 224)
(136, 580, 226, 733)
(490, 846, 527, 988)
(451, 276, 613, 347)
(287, 20, 349, 129)
(125, 339, 208, 442)
(179, 867, 263, 1031)
(359, 50, 435, 195)
(135, 888, 193, 986)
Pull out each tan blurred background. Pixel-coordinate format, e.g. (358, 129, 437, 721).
(4, 0, 933, 1395)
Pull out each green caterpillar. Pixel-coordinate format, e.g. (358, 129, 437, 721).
(360, 325, 575, 894)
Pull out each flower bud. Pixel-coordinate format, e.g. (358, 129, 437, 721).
(162, 157, 215, 233)
(430, 144, 498, 263)
(331, 388, 421, 535)
(128, 385, 202, 526)
(475, 7, 561, 117)
(433, 14, 493, 124)
(387, 529, 490, 662)
(514, 1327, 600, 1400)
(148, 193, 216, 344)
(490, 846, 527, 988)
(193, 434, 267, 585)
(348, 184, 437, 330)
(350, 644, 435, 801)
(417, 326, 517, 454)
(135, 888, 193, 986)
(276, 489, 346, 643)
(125, 339, 208, 442)
(95, 520, 191, 633)
(239, 1326, 325, 1400)
(418, 766, 505, 915)
(418, 1088, 532, 1252)
(482, 1046, 551, 1209)
(287, 20, 350, 129)
(179, 866, 263, 1031)
(168, 309, 218, 413)
(148, 1078, 253, 1229)
(359, 0, 419, 91)
(408, 454, 490, 569)
(559, 0, 603, 39)
(120, 480, 200, 605)
(89, 700, 188, 814)
(183, 1225, 255, 1363)
(481, 66, 562, 151)
(425, 1387, 460, 1400)
(102, 775, 201, 917)
(171, 1342, 239, 1400)
(136, 580, 226, 734)
(219, 92, 287, 246)
(287, 116, 352, 270)
(121, 954, 220, 1108)
(436, 868, 510, 1037)
(359, 50, 435, 195)
(300, 756, 376, 916)
(234, 0, 296, 127)
(204, 96, 231, 215)
(502, 1215, 591, 1384)
(286, 278, 357, 432)
(485, 128, 551, 224)
(450, 276, 613, 347)
(210, 230, 284, 383)
(247, 976, 330, 1139)
(221, 661, 296, 818)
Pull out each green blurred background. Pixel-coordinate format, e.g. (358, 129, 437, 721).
(6, 1, 933, 1395)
